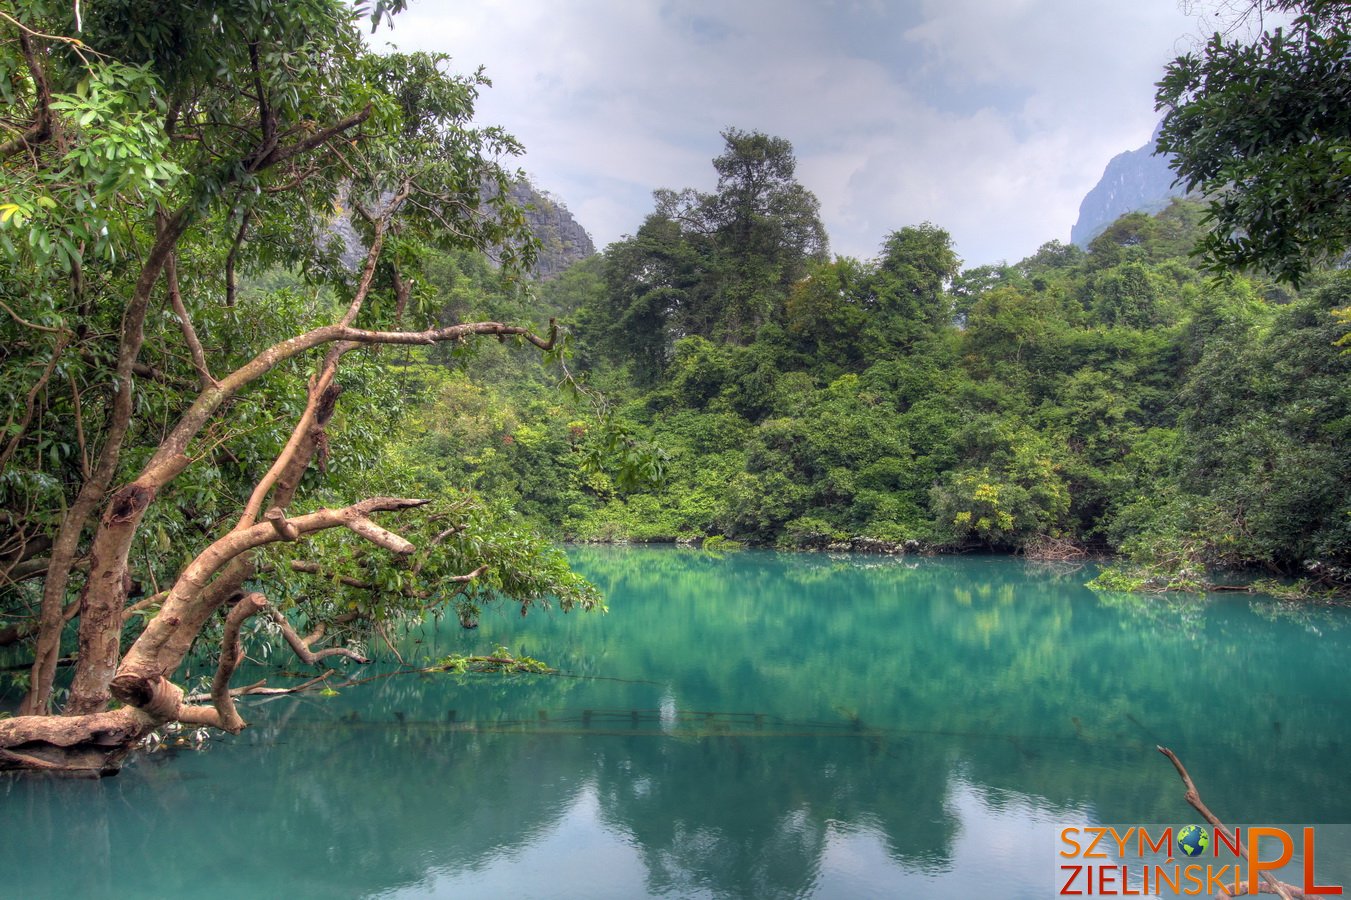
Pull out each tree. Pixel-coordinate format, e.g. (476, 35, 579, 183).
(0, 1, 595, 774)
(1155, 0, 1351, 284)
(589, 213, 704, 382)
(869, 223, 961, 343)
(701, 129, 829, 342)
(706, 130, 828, 269)
(929, 420, 1071, 548)
(591, 129, 828, 361)
(784, 257, 871, 369)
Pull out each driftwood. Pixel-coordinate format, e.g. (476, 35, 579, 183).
(1022, 534, 1089, 562)
(1158, 746, 1302, 899)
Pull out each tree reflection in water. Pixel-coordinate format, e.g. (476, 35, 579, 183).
(4, 547, 1350, 898)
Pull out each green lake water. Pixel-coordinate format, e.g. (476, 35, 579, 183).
(4, 547, 1350, 898)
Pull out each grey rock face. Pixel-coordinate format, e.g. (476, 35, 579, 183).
(328, 177, 595, 279)
(507, 180, 596, 280)
(1071, 126, 1186, 248)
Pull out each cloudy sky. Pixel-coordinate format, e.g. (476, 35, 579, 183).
(376, 0, 1216, 268)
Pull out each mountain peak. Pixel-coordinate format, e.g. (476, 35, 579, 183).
(1070, 126, 1186, 248)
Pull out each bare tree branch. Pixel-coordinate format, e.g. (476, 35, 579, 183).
(265, 507, 300, 541)
(343, 515, 416, 554)
(249, 104, 372, 172)
(166, 251, 216, 389)
(0, 331, 71, 474)
(447, 565, 489, 584)
(0, 297, 69, 334)
(340, 180, 412, 328)
(211, 592, 267, 733)
(122, 591, 166, 623)
(66, 368, 90, 479)
(112, 496, 427, 706)
(185, 670, 335, 702)
(263, 164, 319, 194)
(266, 605, 370, 667)
(288, 559, 372, 589)
(433, 524, 467, 544)
(0, 706, 151, 773)
(246, 41, 277, 166)
(1157, 746, 1297, 900)
(223, 210, 249, 308)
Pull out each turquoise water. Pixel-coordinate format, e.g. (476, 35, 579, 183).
(3, 548, 1349, 898)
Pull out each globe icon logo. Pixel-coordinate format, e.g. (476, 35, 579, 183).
(1178, 825, 1210, 857)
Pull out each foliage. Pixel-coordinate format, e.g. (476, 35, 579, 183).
(1085, 567, 1150, 593)
(1155, 0, 1351, 284)
(1247, 578, 1346, 603)
(1086, 565, 1208, 595)
(583, 128, 828, 379)
(929, 422, 1071, 547)
(433, 645, 552, 675)
(443, 182, 1346, 591)
(700, 535, 743, 553)
(0, 0, 603, 746)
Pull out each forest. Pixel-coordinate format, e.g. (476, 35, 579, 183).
(0, 0, 1348, 777)
(427, 135, 1350, 596)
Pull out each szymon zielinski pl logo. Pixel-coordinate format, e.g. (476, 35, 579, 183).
(1058, 825, 1343, 896)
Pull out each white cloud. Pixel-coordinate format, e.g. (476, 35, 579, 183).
(380, 0, 1210, 266)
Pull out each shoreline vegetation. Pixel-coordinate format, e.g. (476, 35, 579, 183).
(1, 1, 1347, 775)
(406, 129, 1347, 611)
(418, 182, 1347, 605)
(564, 537, 1351, 603)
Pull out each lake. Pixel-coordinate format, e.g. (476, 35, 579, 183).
(3, 547, 1349, 898)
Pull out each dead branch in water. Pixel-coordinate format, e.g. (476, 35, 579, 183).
(1022, 534, 1089, 562)
(1157, 746, 1300, 899)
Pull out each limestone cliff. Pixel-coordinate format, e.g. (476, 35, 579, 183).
(1071, 126, 1186, 248)
(330, 177, 595, 279)
(506, 179, 596, 280)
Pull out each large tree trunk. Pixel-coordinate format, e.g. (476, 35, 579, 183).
(0, 317, 554, 774)
(25, 212, 186, 715)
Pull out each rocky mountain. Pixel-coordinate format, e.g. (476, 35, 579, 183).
(506, 179, 596, 280)
(329, 177, 595, 279)
(1071, 125, 1187, 248)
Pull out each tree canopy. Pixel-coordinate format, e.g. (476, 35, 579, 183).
(1155, 0, 1351, 284)
(457, 193, 1349, 592)
(585, 128, 829, 377)
(0, 0, 598, 773)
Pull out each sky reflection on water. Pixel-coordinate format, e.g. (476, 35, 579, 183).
(4, 548, 1349, 898)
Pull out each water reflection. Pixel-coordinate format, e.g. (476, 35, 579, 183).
(3, 548, 1350, 898)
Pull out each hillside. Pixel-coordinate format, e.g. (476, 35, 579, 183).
(330, 177, 594, 279)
